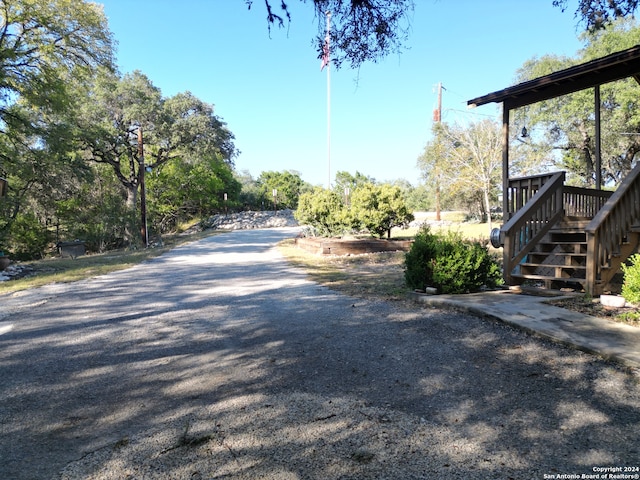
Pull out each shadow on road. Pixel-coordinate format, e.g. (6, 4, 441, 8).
(1, 228, 638, 478)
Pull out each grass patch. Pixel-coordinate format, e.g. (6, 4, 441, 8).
(0, 230, 221, 294)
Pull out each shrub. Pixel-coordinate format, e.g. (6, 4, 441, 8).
(349, 183, 414, 238)
(404, 226, 502, 294)
(621, 253, 640, 305)
(295, 187, 348, 237)
(7, 213, 51, 260)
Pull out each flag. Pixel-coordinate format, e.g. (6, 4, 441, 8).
(320, 33, 329, 71)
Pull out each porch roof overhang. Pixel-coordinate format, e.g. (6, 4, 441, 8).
(467, 44, 640, 111)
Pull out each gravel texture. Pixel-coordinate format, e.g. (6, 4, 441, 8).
(1, 227, 639, 479)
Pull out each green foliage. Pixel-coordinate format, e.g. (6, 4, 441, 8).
(0, 0, 114, 123)
(256, 170, 309, 210)
(514, 19, 640, 187)
(148, 155, 240, 232)
(234, 170, 263, 210)
(404, 226, 503, 294)
(332, 170, 376, 196)
(55, 166, 129, 252)
(295, 181, 414, 239)
(7, 213, 50, 260)
(621, 253, 640, 304)
(295, 187, 348, 237)
(417, 120, 502, 224)
(348, 183, 414, 238)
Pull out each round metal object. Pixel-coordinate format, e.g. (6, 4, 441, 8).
(490, 228, 502, 248)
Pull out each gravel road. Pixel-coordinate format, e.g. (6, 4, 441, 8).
(1, 228, 639, 479)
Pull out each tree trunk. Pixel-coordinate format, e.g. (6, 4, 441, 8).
(124, 185, 138, 246)
(483, 185, 493, 234)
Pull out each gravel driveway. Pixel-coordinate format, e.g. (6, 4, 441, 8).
(1, 228, 639, 479)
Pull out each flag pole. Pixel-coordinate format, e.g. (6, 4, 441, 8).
(325, 10, 331, 189)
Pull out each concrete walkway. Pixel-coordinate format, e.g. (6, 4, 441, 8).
(413, 289, 640, 369)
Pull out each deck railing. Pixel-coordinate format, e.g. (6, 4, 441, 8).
(502, 171, 566, 283)
(506, 172, 559, 220)
(563, 186, 612, 218)
(585, 162, 640, 294)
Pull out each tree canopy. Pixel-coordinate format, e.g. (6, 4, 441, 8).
(554, 0, 639, 31)
(512, 18, 640, 186)
(0, 0, 114, 124)
(249, 0, 413, 69)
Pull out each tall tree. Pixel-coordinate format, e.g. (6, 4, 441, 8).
(0, 0, 114, 126)
(513, 18, 640, 186)
(256, 170, 309, 210)
(73, 70, 237, 241)
(417, 120, 502, 229)
(554, 0, 639, 31)
(249, 0, 413, 69)
(442, 120, 502, 231)
(416, 123, 451, 220)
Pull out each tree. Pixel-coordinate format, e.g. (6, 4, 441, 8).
(554, 0, 639, 31)
(417, 120, 502, 229)
(349, 183, 414, 238)
(295, 186, 347, 236)
(74, 70, 237, 243)
(235, 170, 262, 210)
(54, 163, 129, 252)
(445, 120, 502, 230)
(0, 0, 114, 126)
(0, 0, 115, 252)
(256, 170, 310, 210)
(249, 0, 413, 69)
(333, 170, 375, 201)
(513, 19, 640, 186)
(416, 123, 451, 221)
(147, 154, 241, 232)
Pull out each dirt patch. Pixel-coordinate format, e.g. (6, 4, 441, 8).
(547, 296, 640, 327)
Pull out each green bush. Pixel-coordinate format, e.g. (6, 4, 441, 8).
(404, 226, 503, 294)
(621, 253, 640, 304)
(349, 183, 414, 238)
(7, 213, 51, 260)
(295, 187, 348, 237)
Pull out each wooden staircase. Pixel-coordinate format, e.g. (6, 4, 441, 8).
(510, 217, 640, 292)
(499, 163, 640, 295)
(512, 218, 590, 290)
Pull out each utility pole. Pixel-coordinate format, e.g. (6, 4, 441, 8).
(138, 127, 148, 247)
(325, 10, 332, 189)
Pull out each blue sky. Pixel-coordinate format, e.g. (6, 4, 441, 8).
(99, 1, 585, 187)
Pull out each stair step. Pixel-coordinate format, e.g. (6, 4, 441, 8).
(523, 260, 586, 268)
(549, 230, 587, 242)
(532, 243, 587, 254)
(520, 264, 586, 277)
(512, 273, 587, 285)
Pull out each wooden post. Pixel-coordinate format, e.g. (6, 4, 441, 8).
(594, 85, 602, 190)
(502, 104, 511, 285)
(138, 127, 148, 247)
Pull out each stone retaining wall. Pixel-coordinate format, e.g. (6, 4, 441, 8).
(202, 209, 298, 230)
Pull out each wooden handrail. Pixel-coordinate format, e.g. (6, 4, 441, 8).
(563, 186, 612, 217)
(585, 161, 640, 294)
(506, 172, 558, 220)
(502, 171, 566, 283)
